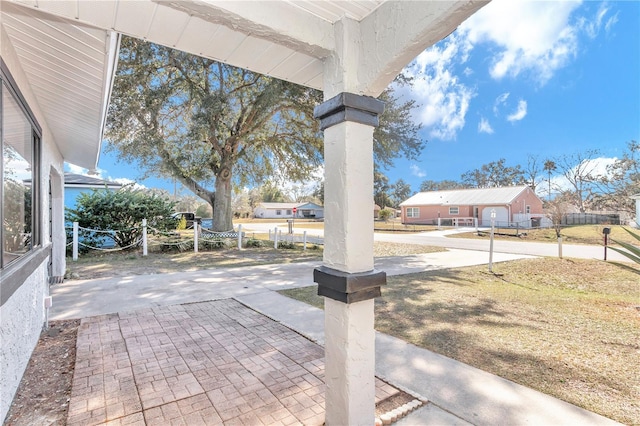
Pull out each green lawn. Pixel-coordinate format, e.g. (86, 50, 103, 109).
(279, 257, 639, 424)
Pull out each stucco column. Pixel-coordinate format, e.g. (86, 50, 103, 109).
(314, 93, 386, 425)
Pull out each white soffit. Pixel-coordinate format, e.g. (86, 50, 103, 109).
(8, 0, 485, 93)
(4, 0, 487, 169)
(1, 2, 116, 169)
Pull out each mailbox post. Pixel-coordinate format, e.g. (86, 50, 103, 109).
(489, 209, 496, 272)
(603, 227, 611, 260)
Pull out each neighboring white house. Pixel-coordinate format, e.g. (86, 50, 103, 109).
(253, 202, 324, 219)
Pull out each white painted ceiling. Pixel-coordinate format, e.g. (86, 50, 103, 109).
(2, 0, 487, 170)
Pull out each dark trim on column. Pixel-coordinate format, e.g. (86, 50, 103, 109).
(314, 266, 386, 304)
(0, 247, 51, 307)
(313, 92, 385, 130)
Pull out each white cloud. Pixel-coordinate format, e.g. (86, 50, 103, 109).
(459, 0, 613, 85)
(111, 177, 146, 189)
(550, 157, 618, 192)
(410, 164, 427, 178)
(507, 100, 528, 122)
(64, 162, 105, 178)
(404, 33, 475, 141)
(579, 3, 617, 39)
(493, 92, 510, 115)
(478, 117, 494, 134)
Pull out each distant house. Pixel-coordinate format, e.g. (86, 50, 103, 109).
(254, 202, 324, 219)
(400, 185, 544, 227)
(64, 173, 122, 211)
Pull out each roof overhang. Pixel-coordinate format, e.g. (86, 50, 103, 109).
(1, 1, 119, 170)
(2, 0, 488, 169)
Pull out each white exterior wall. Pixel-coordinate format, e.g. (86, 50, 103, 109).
(1, 24, 64, 422)
(0, 266, 48, 420)
(253, 207, 295, 219)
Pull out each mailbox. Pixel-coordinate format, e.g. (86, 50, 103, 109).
(602, 227, 611, 235)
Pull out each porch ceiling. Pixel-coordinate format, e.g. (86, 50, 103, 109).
(3, 0, 487, 170)
(1, 1, 118, 169)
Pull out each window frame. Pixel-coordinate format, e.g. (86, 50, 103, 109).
(406, 207, 420, 218)
(276, 210, 282, 216)
(449, 206, 459, 215)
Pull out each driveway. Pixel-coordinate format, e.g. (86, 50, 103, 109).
(241, 222, 630, 262)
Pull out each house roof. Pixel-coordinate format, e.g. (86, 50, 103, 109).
(400, 186, 533, 207)
(258, 202, 323, 210)
(631, 194, 640, 200)
(64, 173, 121, 189)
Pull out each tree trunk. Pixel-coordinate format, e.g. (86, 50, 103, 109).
(212, 166, 234, 232)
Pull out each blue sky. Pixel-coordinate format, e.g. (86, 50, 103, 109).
(67, 0, 640, 198)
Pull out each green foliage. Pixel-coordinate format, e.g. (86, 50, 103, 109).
(245, 238, 265, 248)
(66, 186, 177, 249)
(194, 204, 211, 218)
(106, 37, 423, 231)
(610, 227, 640, 266)
(277, 241, 296, 249)
(391, 178, 412, 207)
(378, 209, 393, 222)
(461, 158, 525, 188)
(419, 179, 465, 192)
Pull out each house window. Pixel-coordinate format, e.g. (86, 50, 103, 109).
(406, 207, 420, 218)
(276, 210, 282, 215)
(449, 207, 459, 215)
(1, 73, 41, 269)
(526, 205, 531, 214)
(286, 209, 292, 215)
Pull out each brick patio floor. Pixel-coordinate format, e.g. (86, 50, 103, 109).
(67, 299, 402, 425)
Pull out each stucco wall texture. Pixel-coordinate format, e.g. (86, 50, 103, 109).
(0, 266, 48, 421)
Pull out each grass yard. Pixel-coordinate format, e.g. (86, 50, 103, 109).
(451, 224, 639, 246)
(279, 257, 640, 424)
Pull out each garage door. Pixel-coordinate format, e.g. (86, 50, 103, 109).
(482, 207, 508, 226)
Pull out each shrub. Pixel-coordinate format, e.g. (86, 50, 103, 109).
(66, 185, 178, 249)
(378, 209, 393, 222)
(277, 241, 296, 249)
(245, 238, 264, 248)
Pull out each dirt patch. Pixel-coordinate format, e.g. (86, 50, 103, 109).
(4, 320, 79, 426)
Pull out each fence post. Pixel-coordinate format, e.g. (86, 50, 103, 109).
(274, 227, 279, 249)
(474, 217, 478, 231)
(72, 222, 79, 261)
(194, 221, 199, 253)
(303, 231, 307, 251)
(142, 219, 148, 256)
(437, 217, 441, 230)
(237, 224, 242, 249)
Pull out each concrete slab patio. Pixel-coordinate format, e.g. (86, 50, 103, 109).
(67, 299, 413, 425)
(52, 251, 622, 425)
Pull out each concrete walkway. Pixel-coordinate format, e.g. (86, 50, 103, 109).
(50, 251, 621, 425)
